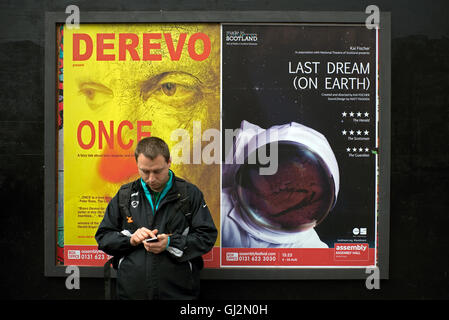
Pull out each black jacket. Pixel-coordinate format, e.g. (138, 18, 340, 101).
(95, 173, 217, 300)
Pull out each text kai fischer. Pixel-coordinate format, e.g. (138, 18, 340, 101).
(72, 32, 211, 61)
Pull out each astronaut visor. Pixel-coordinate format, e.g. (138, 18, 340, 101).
(235, 141, 335, 232)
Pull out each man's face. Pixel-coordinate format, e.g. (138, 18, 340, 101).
(137, 153, 172, 192)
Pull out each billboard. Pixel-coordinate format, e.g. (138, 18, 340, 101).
(45, 11, 390, 279)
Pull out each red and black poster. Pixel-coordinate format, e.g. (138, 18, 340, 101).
(220, 24, 379, 267)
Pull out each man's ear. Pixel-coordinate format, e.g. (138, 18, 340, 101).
(167, 157, 172, 168)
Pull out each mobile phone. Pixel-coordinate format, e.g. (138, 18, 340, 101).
(145, 237, 158, 243)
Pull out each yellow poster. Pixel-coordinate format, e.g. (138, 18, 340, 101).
(63, 24, 220, 266)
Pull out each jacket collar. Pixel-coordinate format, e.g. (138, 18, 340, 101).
(136, 170, 184, 206)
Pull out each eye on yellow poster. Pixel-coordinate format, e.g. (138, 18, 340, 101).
(63, 24, 221, 266)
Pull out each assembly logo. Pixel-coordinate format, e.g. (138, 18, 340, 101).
(225, 30, 258, 46)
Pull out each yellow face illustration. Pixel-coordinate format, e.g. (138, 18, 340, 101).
(64, 24, 220, 245)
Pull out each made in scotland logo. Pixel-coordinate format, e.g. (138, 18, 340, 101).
(225, 31, 258, 45)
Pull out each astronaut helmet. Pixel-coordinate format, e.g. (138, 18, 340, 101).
(227, 121, 339, 233)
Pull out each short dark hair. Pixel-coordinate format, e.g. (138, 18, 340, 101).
(135, 137, 170, 162)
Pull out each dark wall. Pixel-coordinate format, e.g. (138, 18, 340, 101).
(0, 0, 448, 301)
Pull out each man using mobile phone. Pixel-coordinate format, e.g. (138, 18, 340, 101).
(95, 137, 217, 300)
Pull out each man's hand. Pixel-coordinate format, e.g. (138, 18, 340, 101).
(130, 227, 157, 246)
(143, 232, 169, 254)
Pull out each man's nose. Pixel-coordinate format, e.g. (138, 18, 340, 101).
(148, 172, 156, 183)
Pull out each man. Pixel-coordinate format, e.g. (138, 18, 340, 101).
(95, 137, 217, 300)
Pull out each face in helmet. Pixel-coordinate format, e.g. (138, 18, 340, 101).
(234, 141, 335, 232)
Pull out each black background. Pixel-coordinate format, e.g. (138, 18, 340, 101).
(0, 0, 448, 304)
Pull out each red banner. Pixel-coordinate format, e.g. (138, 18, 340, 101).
(64, 245, 111, 266)
(221, 245, 374, 267)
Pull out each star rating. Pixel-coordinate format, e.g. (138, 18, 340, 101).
(341, 109, 373, 157)
(341, 111, 370, 118)
(342, 129, 370, 136)
(346, 147, 371, 153)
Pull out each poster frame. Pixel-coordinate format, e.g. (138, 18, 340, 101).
(44, 10, 390, 279)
